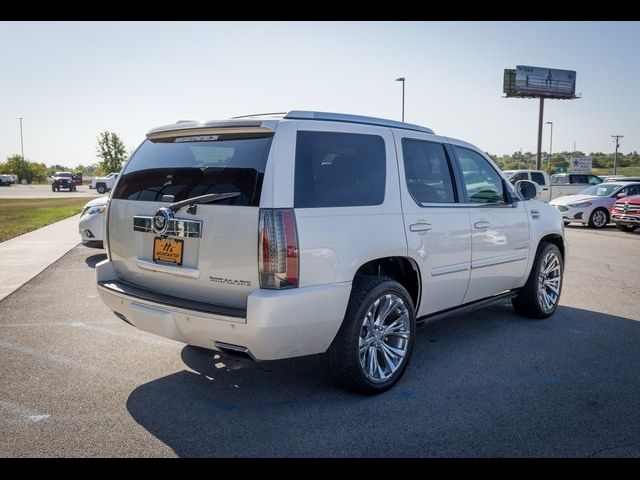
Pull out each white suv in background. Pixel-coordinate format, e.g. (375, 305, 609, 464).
(96, 111, 565, 394)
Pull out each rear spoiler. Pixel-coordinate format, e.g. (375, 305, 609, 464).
(146, 120, 273, 140)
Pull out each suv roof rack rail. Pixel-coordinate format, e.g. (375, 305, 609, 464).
(230, 112, 288, 119)
(284, 110, 434, 134)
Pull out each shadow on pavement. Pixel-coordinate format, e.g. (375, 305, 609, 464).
(85, 253, 107, 268)
(126, 304, 640, 457)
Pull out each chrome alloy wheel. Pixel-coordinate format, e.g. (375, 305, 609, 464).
(592, 209, 607, 228)
(537, 251, 561, 312)
(359, 293, 410, 383)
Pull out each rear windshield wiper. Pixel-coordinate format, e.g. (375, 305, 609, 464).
(166, 192, 241, 213)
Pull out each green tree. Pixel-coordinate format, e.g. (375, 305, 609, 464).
(0, 154, 48, 183)
(96, 131, 127, 175)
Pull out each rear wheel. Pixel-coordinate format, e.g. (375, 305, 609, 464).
(51, 184, 55, 192)
(512, 242, 563, 319)
(616, 223, 637, 232)
(323, 275, 416, 394)
(588, 208, 609, 228)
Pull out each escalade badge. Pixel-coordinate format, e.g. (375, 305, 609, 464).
(152, 207, 174, 235)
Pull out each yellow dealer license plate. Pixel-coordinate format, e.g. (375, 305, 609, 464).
(153, 237, 184, 266)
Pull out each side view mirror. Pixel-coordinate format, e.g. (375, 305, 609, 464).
(617, 192, 628, 199)
(515, 180, 539, 201)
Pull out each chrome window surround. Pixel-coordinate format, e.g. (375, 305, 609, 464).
(133, 216, 202, 238)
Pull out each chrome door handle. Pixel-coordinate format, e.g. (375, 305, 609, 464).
(409, 222, 432, 232)
(474, 221, 491, 229)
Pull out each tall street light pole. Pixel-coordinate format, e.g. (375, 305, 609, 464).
(611, 134, 623, 175)
(18, 117, 25, 183)
(396, 77, 405, 122)
(545, 121, 553, 171)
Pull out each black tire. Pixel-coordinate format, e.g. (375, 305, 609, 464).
(512, 242, 563, 319)
(588, 208, 609, 229)
(97, 184, 106, 194)
(563, 221, 571, 226)
(51, 184, 55, 192)
(323, 275, 416, 395)
(615, 223, 637, 232)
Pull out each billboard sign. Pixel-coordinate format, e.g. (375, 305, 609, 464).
(515, 65, 576, 97)
(570, 156, 592, 174)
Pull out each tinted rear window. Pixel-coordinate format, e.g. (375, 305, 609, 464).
(531, 172, 546, 185)
(112, 134, 273, 206)
(294, 131, 386, 208)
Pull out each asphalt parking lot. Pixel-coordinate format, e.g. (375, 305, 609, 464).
(0, 184, 104, 199)
(0, 225, 639, 457)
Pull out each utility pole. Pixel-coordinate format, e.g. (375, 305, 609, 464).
(396, 77, 405, 122)
(611, 135, 623, 175)
(18, 117, 25, 183)
(545, 121, 553, 171)
(536, 98, 544, 170)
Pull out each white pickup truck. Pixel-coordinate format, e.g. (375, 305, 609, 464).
(502, 170, 603, 202)
(91, 172, 119, 194)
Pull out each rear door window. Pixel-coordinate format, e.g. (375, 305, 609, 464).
(531, 172, 546, 185)
(112, 134, 273, 206)
(570, 175, 588, 184)
(294, 131, 386, 208)
(401, 139, 456, 204)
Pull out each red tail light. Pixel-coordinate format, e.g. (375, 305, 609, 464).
(259, 209, 299, 289)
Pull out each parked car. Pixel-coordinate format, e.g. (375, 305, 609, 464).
(95, 110, 565, 394)
(550, 182, 640, 228)
(79, 196, 109, 248)
(91, 172, 119, 194)
(0, 173, 18, 185)
(501, 169, 551, 201)
(611, 194, 640, 232)
(51, 172, 76, 191)
(0, 174, 13, 186)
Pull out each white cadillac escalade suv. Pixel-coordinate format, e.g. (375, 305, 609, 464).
(96, 111, 565, 394)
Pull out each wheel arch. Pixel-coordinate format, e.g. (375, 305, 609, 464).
(353, 256, 421, 312)
(539, 233, 565, 261)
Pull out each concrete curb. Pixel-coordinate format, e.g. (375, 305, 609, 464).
(0, 214, 82, 302)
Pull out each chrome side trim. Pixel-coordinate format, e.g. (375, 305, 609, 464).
(471, 252, 528, 270)
(431, 262, 470, 277)
(133, 215, 202, 238)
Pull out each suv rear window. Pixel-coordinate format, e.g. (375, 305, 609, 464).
(294, 131, 386, 208)
(112, 134, 273, 206)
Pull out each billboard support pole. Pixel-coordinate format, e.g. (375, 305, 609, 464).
(536, 97, 544, 170)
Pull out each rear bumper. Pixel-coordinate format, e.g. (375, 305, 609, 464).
(95, 259, 351, 360)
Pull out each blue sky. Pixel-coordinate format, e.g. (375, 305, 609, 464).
(1, 21, 639, 167)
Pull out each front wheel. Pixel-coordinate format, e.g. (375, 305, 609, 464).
(512, 242, 563, 319)
(588, 208, 609, 228)
(323, 276, 416, 394)
(97, 185, 106, 194)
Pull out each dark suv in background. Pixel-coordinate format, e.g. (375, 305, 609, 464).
(51, 172, 76, 192)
